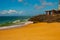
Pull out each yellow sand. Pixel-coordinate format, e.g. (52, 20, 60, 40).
(0, 23, 60, 40)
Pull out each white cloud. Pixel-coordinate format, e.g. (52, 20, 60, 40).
(34, 0, 55, 9)
(0, 10, 24, 15)
(18, 0, 23, 2)
(40, 0, 53, 6)
(42, 1, 53, 6)
(8, 10, 17, 14)
(1, 10, 8, 14)
(19, 11, 24, 14)
(0, 10, 17, 14)
(34, 4, 45, 9)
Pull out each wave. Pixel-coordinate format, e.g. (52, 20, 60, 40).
(0, 19, 29, 27)
(0, 21, 33, 30)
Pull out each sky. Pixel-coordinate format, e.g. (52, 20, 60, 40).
(0, 0, 58, 16)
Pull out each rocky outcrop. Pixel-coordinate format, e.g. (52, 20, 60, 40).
(28, 14, 60, 23)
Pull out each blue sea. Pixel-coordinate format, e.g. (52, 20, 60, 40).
(0, 16, 32, 27)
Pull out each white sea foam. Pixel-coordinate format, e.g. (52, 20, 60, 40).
(0, 21, 33, 30)
(12, 20, 21, 24)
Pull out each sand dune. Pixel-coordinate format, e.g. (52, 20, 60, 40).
(0, 23, 60, 40)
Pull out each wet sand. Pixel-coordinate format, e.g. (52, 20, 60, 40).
(0, 23, 60, 40)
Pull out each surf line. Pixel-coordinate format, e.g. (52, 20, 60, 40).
(0, 21, 33, 30)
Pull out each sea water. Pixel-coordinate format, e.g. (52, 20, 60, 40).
(0, 16, 32, 27)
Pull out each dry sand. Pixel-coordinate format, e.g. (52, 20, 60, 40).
(0, 23, 60, 40)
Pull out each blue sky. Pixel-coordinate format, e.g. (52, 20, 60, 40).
(0, 0, 58, 16)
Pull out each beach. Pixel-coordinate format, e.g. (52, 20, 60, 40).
(0, 23, 60, 40)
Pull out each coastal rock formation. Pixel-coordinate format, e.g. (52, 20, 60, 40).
(28, 14, 60, 23)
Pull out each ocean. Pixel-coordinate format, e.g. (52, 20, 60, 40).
(0, 16, 32, 27)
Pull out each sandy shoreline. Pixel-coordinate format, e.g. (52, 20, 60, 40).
(0, 22, 60, 40)
(0, 21, 33, 30)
